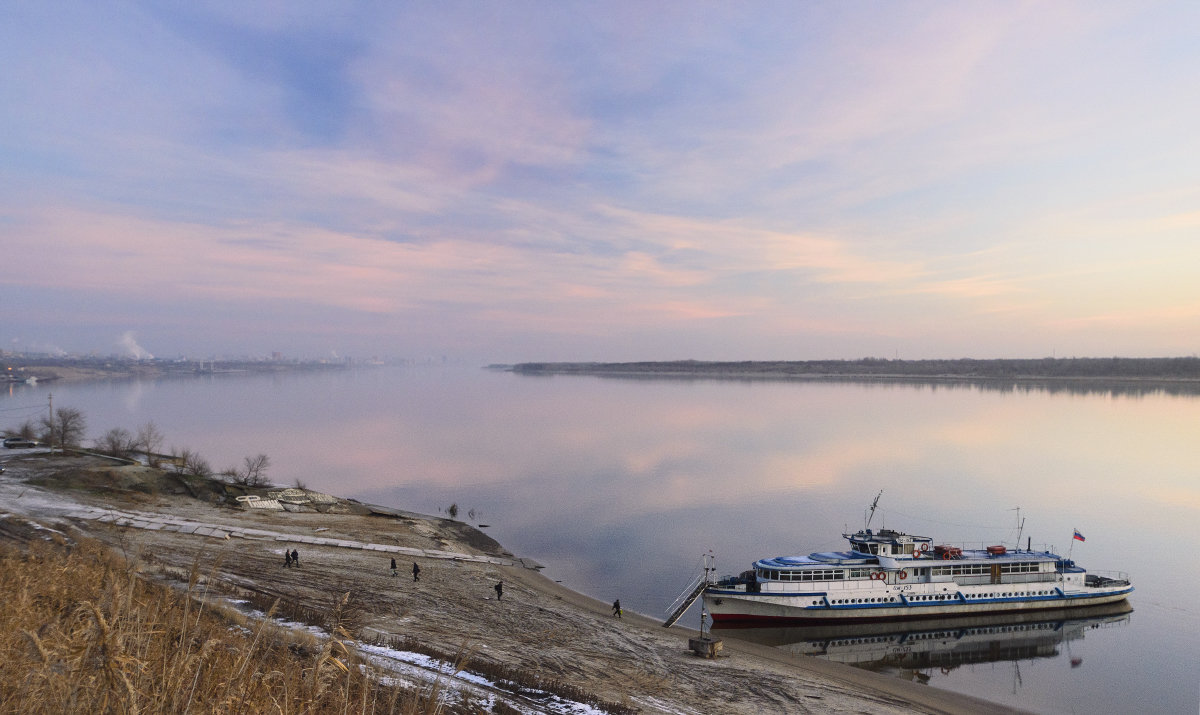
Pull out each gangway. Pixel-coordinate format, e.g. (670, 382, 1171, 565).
(663, 553, 715, 628)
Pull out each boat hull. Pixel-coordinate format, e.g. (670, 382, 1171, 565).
(704, 586, 1132, 625)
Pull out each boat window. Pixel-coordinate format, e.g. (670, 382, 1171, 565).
(782, 569, 845, 582)
(1000, 562, 1039, 574)
(931, 564, 990, 577)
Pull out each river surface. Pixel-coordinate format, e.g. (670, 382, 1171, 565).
(3, 366, 1197, 714)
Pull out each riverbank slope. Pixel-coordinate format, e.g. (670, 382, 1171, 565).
(0, 453, 1023, 714)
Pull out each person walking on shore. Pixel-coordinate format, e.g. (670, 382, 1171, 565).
(390, 557, 397, 577)
(291, 549, 299, 567)
(284, 550, 292, 568)
(612, 599, 622, 618)
(412, 562, 421, 582)
(494, 581, 503, 600)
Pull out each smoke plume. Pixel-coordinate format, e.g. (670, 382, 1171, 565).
(119, 331, 154, 360)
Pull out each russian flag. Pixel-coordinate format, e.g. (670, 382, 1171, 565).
(1073, 529, 1086, 542)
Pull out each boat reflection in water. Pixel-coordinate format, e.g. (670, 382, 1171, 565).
(713, 601, 1131, 682)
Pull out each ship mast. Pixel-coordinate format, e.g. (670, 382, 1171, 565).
(865, 490, 883, 530)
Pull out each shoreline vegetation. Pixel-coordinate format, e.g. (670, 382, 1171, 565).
(497, 357, 1200, 390)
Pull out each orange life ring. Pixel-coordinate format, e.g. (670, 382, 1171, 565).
(872, 571, 885, 580)
(919, 543, 930, 552)
(899, 571, 908, 580)
(942, 552, 951, 560)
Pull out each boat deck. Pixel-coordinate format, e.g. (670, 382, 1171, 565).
(759, 548, 1063, 570)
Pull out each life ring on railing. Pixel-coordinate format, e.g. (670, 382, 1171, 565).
(872, 571, 886, 580)
(899, 571, 908, 580)
(919, 543, 930, 552)
(942, 552, 951, 560)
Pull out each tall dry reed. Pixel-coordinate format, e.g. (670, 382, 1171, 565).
(0, 537, 425, 713)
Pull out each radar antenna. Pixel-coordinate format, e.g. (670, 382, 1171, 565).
(865, 490, 883, 530)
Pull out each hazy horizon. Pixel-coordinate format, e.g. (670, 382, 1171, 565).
(4, 3, 1200, 362)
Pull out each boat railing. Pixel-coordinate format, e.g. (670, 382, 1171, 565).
(1085, 570, 1130, 586)
(663, 553, 718, 628)
(663, 570, 710, 628)
(928, 541, 1061, 555)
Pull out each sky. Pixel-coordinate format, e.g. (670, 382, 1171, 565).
(2, 2, 1200, 363)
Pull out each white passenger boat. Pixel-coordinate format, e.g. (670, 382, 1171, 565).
(702, 497, 1132, 625)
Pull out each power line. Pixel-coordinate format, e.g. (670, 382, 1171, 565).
(0, 403, 47, 414)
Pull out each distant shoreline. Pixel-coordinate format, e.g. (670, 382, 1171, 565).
(1, 358, 354, 384)
(497, 357, 1200, 383)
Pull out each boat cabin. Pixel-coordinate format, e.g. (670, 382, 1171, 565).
(845, 528, 933, 557)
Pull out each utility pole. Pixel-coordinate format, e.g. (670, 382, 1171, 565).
(48, 393, 54, 453)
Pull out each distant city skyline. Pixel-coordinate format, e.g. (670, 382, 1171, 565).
(4, 3, 1200, 363)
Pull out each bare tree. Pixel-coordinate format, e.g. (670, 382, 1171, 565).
(242, 453, 271, 486)
(221, 454, 272, 487)
(40, 407, 87, 449)
(95, 427, 137, 458)
(173, 448, 212, 478)
(135, 421, 165, 464)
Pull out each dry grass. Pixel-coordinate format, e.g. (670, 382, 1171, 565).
(0, 537, 425, 714)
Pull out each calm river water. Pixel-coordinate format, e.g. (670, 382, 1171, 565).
(3, 366, 1197, 714)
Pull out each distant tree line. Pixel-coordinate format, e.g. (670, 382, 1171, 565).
(508, 357, 1200, 380)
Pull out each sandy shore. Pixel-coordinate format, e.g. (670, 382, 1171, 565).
(0, 454, 1025, 714)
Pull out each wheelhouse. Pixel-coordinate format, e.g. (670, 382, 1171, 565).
(846, 528, 933, 557)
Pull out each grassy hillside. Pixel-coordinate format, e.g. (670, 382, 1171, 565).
(0, 536, 424, 714)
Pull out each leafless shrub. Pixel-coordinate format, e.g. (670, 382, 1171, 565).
(172, 448, 212, 478)
(221, 454, 272, 487)
(93, 427, 137, 458)
(135, 422, 165, 464)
